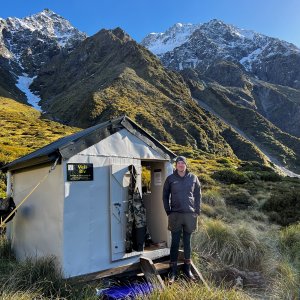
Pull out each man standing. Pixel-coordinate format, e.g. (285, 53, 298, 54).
(163, 156, 201, 282)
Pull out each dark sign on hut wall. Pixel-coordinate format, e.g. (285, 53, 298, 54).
(67, 163, 94, 181)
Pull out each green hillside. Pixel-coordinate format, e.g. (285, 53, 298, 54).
(0, 96, 78, 196)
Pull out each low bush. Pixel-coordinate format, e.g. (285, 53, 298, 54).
(259, 171, 282, 182)
(216, 157, 232, 167)
(262, 190, 300, 226)
(198, 173, 216, 187)
(212, 169, 249, 184)
(238, 161, 274, 172)
(225, 190, 258, 209)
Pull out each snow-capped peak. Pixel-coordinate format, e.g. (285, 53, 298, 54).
(5, 9, 86, 48)
(142, 19, 300, 70)
(141, 22, 201, 55)
(0, 9, 87, 109)
(1, 9, 87, 75)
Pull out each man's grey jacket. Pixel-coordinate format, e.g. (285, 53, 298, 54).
(163, 170, 201, 216)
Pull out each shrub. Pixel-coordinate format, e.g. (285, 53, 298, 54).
(238, 161, 273, 172)
(216, 157, 232, 167)
(198, 173, 216, 187)
(259, 171, 282, 182)
(262, 190, 300, 226)
(212, 169, 249, 184)
(225, 189, 258, 209)
(268, 211, 282, 224)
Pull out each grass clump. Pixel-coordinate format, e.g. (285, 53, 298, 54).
(269, 260, 299, 300)
(202, 188, 225, 207)
(278, 222, 300, 271)
(0, 235, 97, 299)
(193, 219, 267, 270)
(139, 280, 252, 300)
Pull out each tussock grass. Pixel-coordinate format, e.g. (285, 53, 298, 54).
(202, 188, 225, 207)
(0, 291, 46, 300)
(0, 233, 14, 260)
(193, 219, 267, 270)
(0, 235, 97, 300)
(279, 222, 300, 271)
(269, 260, 299, 300)
(138, 280, 252, 300)
(0, 256, 70, 299)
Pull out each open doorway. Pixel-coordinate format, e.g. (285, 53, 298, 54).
(109, 160, 170, 262)
(141, 160, 170, 252)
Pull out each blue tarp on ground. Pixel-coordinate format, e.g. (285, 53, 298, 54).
(97, 282, 153, 299)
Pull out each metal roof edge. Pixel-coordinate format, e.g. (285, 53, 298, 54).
(1, 115, 176, 172)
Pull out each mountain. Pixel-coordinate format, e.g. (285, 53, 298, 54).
(141, 23, 201, 56)
(29, 26, 273, 163)
(0, 9, 86, 103)
(1, 11, 300, 173)
(141, 19, 300, 89)
(141, 20, 300, 138)
(141, 20, 300, 172)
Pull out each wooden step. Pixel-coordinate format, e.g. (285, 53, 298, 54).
(140, 255, 210, 290)
(140, 257, 165, 289)
(153, 261, 184, 274)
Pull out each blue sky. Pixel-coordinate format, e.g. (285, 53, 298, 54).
(2, 0, 300, 47)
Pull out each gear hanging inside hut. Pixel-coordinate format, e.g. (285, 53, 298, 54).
(125, 165, 149, 253)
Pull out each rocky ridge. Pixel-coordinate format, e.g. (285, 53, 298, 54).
(142, 20, 300, 139)
(0, 8, 86, 76)
(142, 19, 300, 89)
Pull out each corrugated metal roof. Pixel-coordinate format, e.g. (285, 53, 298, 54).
(1, 116, 176, 172)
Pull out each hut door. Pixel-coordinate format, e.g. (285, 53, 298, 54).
(110, 164, 141, 261)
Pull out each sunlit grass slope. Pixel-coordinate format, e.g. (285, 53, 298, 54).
(0, 97, 79, 196)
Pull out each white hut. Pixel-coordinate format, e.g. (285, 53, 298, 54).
(2, 116, 175, 278)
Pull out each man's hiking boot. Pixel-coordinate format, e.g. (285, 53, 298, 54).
(168, 261, 177, 284)
(183, 259, 196, 281)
